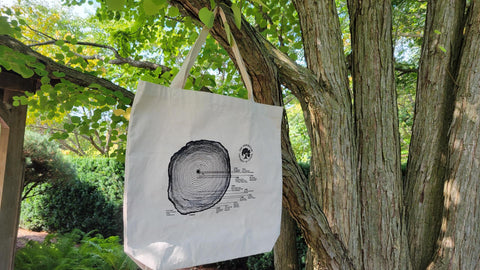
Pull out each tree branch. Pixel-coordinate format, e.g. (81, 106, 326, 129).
(28, 39, 172, 73)
(395, 65, 418, 76)
(0, 35, 135, 103)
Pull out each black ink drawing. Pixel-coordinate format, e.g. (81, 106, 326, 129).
(168, 140, 231, 215)
(239, 144, 253, 162)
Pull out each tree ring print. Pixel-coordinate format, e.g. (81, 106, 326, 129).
(168, 140, 231, 215)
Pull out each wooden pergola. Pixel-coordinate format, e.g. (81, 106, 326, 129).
(0, 70, 38, 270)
(0, 35, 134, 270)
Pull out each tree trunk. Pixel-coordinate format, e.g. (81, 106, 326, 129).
(405, 1, 466, 269)
(427, 3, 480, 268)
(274, 207, 299, 270)
(348, 0, 409, 268)
(292, 0, 360, 267)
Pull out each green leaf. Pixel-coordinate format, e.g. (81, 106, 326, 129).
(225, 22, 232, 45)
(12, 100, 20, 106)
(438, 45, 447, 53)
(61, 45, 70, 52)
(143, 0, 165, 16)
(52, 71, 66, 78)
(40, 84, 53, 91)
(105, 96, 117, 105)
(71, 116, 81, 123)
(19, 68, 34, 78)
(209, 0, 216, 9)
(0, 16, 15, 36)
(199, 7, 215, 28)
(105, 0, 125, 11)
(64, 123, 75, 133)
(231, 3, 242, 29)
(434, 29, 442, 35)
(168, 6, 180, 17)
(55, 40, 65, 46)
(250, 0, 270, 10)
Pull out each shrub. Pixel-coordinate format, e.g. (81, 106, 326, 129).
(68, 157, 125, 204)
(20, 157, 125, 237)
(15, 230, 138, 270)
(22, 130, 76, 200)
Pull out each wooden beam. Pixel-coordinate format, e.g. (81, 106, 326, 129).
(0, 71, 32, 269)
(0, 72, 37, 93)
(0, 101, 27, 270)
(0, 118, 8, 209)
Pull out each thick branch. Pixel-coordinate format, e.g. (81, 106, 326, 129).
(0, 35, 135, 102)
(29, 39, 171, 73)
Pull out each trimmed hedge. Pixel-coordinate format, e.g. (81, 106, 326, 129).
(20, 157, 125, 237)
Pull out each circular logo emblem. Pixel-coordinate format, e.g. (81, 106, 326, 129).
(239, 144, 253, 162)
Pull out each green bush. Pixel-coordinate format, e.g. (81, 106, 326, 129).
(247, 252, 274, 270)
(15, 230, 138, 270)
(21, 157, 125, 237)
(68, 157, 125, 204)
(23, 130, 76, 199)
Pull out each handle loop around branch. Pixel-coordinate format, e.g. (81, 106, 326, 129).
(170, 6, 254, 101)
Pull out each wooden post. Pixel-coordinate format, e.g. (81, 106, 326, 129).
(0, 101, 27, 269)
(0, 72, 35, 270)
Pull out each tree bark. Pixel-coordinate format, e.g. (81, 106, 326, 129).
(405, 1, 466, 269)
(274, 207, 299, 270)
(291, 0, 360, 267)
(348, 0, 409, 268)
(428, 3, 480, 269)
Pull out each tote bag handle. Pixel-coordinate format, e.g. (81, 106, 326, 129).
(170, 7, 254, 101)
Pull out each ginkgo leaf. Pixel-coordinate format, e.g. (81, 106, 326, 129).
(113, 109, 126, 116)
(105, 0, 125, 11)
(144, 0, 165, 15)
(199, 7, 215, 28)
(231, 3, 242, 29)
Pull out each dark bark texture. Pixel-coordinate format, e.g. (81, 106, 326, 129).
(274, 207, 299, 270)
(405, 1, 466, 269)
(428, 2, 480, 269)
(348, 0, 409, 268)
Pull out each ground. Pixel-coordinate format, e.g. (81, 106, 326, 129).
(16, 228, 48, 250)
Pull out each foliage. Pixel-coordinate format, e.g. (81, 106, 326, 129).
(20, 157, 125, 237)
(247, 252, 274, 270)
(396, 71, 417, 163)
(286, 98, 311, 163)
(23, 130, 76, 200)
(15, 229, 138, 270)
(1, 4, 132, 159)
(69, 156, 125, 203)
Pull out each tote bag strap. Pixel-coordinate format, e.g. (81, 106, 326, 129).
(170, 7, 254, 101)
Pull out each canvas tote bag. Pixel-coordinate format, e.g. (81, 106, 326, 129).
(124, 11, 283, 269)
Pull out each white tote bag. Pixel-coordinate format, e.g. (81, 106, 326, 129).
(124, 17, 283, 270)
